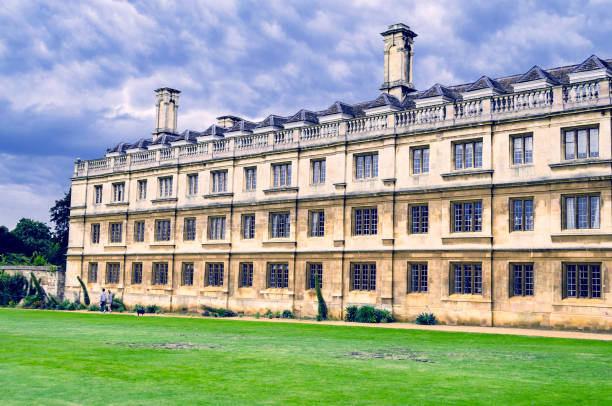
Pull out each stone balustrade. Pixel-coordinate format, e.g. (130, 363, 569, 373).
(73, 79, 611, 178)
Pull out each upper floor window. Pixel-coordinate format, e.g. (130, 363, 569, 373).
(208, 216, 226, 240)
(91, 224, 100, 244)
(182, 263, 194, 286)
(454, 140, 482, 169)
(109, 223, 122, 243)
(206, 263, 224, 287)
(563, 128, 598, 160)
(270, 213, 290, 238)
(409, 263, 428, 293)
(187, 174, 198, 195)
(511, 198, 534, 231)
(350, 263, 376, 291)
(562, 194, 600, 229)
(309, 211, 325, 237)
(355, 153, 378, 179)
(242, 214, 255, 239)
(94, 185, 103, 204)
(132, 263, 142, 284)
(307, 263, 323, 290)
(268, 263, 289, 288)
(451, 263, 482, 295)
(88, 262, 98, 283)
(184, 218, 196, 241)
(273, 163, 291, 187)
(512, 134, 533, 165)
(563, 263, 602, 299)
(511, 264, 534, 297)
(312, 159, 326, 184)
(155, 220, 171, 241)
(137, 180, 147, 200)
(158, 177, 173, 197)
(245, 167, 257, 191)
(106, 263, 120, 284)
(353, 207, 377, 236)
(453, 202, 482, 232)
(134, 221, 145, 242)
(112, 183, 125, 202)
(240, 263, 253, 287)
(211, 171, 227, 193)
(410, 205, 428, 234)
(153, 263, 168, 285)
(412, 147, 429, 174)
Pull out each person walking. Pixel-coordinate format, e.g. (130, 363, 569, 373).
(106, 289, 113, 313)
(99, 288, 106, 313)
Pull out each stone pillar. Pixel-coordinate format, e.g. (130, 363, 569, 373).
(380, 23, 417, 100)
(153, 87, 181, 140)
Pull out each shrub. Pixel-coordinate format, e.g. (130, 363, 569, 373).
(77, 303, 87, 310)
(76, 276, 90, 306)
(88, 304, 101, 312)
(415, 312, 437, 325)
(201, 305, 236, 317)
(0, 271, 28, 305)
(21, 295, 39, 308)
(355, 305, 377, 323)
(345, 305, 358, 322)
(216, 308, 236, 317)
(56, 299, 71, 310)
(314, 273, 328, 321)
(111, 298, 126, 312)
(274, 311, 281, 318)
(145, 304, 162, 314)
(281, 310, 294, 319)
(264, 309, 274, 319)
(132, 304, 145, 313)
(254, 312, 260, 319)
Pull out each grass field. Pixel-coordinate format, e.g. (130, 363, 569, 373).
(0, 309, 611, 405)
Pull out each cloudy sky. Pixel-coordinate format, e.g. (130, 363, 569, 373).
(1, 0, 611, 229)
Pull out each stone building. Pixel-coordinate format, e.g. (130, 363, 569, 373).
(66, 23, 612, 330)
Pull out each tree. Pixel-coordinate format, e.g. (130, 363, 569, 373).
(49, 189, 71, 265)
(11, 218, 52, 258)
(0, 226, 26, 256)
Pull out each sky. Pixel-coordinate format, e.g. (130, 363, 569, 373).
(1, 0, 611, 229)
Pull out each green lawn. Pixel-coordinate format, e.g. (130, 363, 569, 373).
(0, 309, 610, 405)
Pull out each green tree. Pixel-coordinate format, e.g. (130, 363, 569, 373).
(49, 189, 71, 265)
(11, 218, 52, 259)
(0, 226, 26, 256)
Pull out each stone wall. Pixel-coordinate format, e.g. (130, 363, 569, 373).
(1, 266, 65, 300)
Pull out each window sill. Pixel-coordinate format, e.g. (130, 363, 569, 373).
(147, 287, 172, 293)
(200, 287, 228, 293)
(441, 169, 493, 178)
(263, 187, 298, 194)
(201, 242, 231, 248)
(549, 158, 612, 168)
(262, 240, 296, 247)
(260, 289, 294, 295)
(442, 235, 492, 244)
(106, 202, 128, 206)
(202, 192, 234, 198)
(551, 232, 611, 242)
(151, 197, 178, 203)
(104, 244, 126, 250)
(442, 295, 490, 303)
(69, 205, 86, 210)
(552, 299, 610, 308)
(149, 243, 175, 247)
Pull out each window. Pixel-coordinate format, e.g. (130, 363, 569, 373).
(137, 180, 147, 200)
(208, 217, 226, 240)
(187, 174, 198, 195)
(312, 159, 326, 184)
(454, 140, 482, 169)
(110, 223, 122, 243)
(268, 263, 289, 288)
(355, 153, 378, 179)
(307, 263, 323, 290)
(351, 263, 376, 291)
(242, 214, 255, 239)
(155, 220, 171, 241)
(511, 264, 534, 296)
(240, 263, 253, 287)
(563, 128, 598, 160)
(353, 208, 377, 235)
(409, 263, 428, 293)
(94, 185, 103, 204)
(273, 163, 292, 187)
(184, 218, 196, 241)
(453, 202, 482, 232)
(112, 183, 124, 202)
(451, 264, 482, 294)
(132, 263, 142, 284)
(153, 263, 168, 285)
(564, 263, 601, 299)
(510, 198, 534, 231)
(134, 221, 145, 242)
(211, 171, 227, 193)
(512, 134, 533, 164)
(270, 213, 290, 238)
(245, 167, 257, 191)
(91, 224, 100, 244)
(88, 262, 98, 283)
(410, 205, 428, 234)
(562, 195, 600, 229)
(412, 147, 429, 174)
(309, 211, 325, 237)
(106, 263, 120, 284)
(182, 263, 194, 286)
(158, 177, 173, 197)
(206, 263, 224, 287)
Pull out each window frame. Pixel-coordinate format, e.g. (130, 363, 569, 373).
(183, 218, 196, 241)
(411, 146, 430, 174)
(307, 262, 323, 290)
(205, 263, 224, 287)
(350, 263, 376, 291)
(239, 263, 253, 288)
(451, 201, 483, 233)
(354, 152, 379, 180)
(453, 139, 483, 170)
(269, 212, 290, 238)
(182, 262, 194, 286)
(134, 221, 145, 243)
(158, 176, 173, 198)
(94, 185, 103, 204)
(510, 133, 533, 165)
(109, 222, 123, 243)
(561, 194, 600, 230)
(311, 159, 326, 184)
(509, 263, 534, 297)
(137, 179, 147, 200)
(450, 263, 483, 295)
(153, 262, 168, 285)
(562, 126, 599, 161)
(562, 263, 602, 299)
(244, 167, 257, 191)
(272, 162, 292, 187)
(187, 173, 198, 196)
(154, 219, 172, 242)
(352, 207, 378, 236)
(509, 197, 534, 232)
(207, 216, 226, 240)
(267, 263, 289, 288)
(211, 170, 228, 193)
(408, 263, 428, 293)
(309, 210, 325, 237)
(106, 263, 120, 284)
(132, 262, 143, 285)
(88, 262, 98, 283)
(242, 214, 255, 239)
(112, 182, 125, 202)
(91, 223, 100, 244)
(409, 204, 429, 234)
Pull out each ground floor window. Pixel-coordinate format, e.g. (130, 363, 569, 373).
(182, 263, 194, 286)
(268, 263, 289, 288)
(153, 263, 168, 285)
(564, 263, 601, 299)
(240, 263, 253, 287)
(106, 263, 120, 284)
(88, 262, 98, 283)
(206, 263, 224, 287)
(409, 263, 427, 293)
(351, 263, 376, 291)
(132, 263, 142, 284)
(307, 263, 323, 290)
(451, 263, 482, 294)
(511, 264, 534, 296)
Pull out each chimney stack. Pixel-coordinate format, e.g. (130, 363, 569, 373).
(153, 87, 180, 140)
(380, 23, 417, 100)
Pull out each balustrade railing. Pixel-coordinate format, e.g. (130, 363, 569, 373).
(300, 123, 339, 141)
(492, 88, 553, 113)
(455, 100, 483, 119)
(114, 155, 127, 168)
(347, 115, 387, 134)
(396, 105, 446, 127)
(274, 130, 293, 145)
(179, 143, 206, 158)
(235, 133, 268, 150)
(212, 139, 230, 154)
(88, 158, 111, 173)
(132, 150, 156, 165)
(564, 82, 599, 104)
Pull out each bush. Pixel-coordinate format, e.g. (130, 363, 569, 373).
(132, 304, 144, 313)
(274, 311, 281, 318)
(355, 305, 377, 323)
(88, 304, 100, 312)
(345, 306, 358, 322)
(145, 304, 162, 314)
(415, 312, 437, 325)
(77, 303, 87, 310)
(56, 299, 71, 310)
(201, 305, 236, 317)
(76, 276, 90, 306)
(281, 310, 294, 319)
(314, 273, 328, 321)
(254, 312, 260, 319)
(264, 309, 274, 319)
(111, 298, 126, 312)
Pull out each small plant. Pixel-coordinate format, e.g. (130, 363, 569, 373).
(345, 305, 394, 323)
(264, 309, 274, 319)
(132, 304, 145, 313)
(274, 311, 281, 318)
(57, 299, 71, 311)
(281, 310, 294, 319)
(88, 304, 100, 312)
(145, 304, 162, 314)
(355, 305, 377, 323)
(111, 298, 126, 312)
(345, 305, 358, 322)
(76, 276, 90, 305)
(416, 312, 437, 325)
(254, 312, 260, 319)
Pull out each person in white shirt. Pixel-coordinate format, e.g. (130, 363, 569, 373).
(106, 290, 113, 313)
(99, 288, 106, 313)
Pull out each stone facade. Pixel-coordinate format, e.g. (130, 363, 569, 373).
(66, 24, 612, 330)
(1, 266, 65, 300)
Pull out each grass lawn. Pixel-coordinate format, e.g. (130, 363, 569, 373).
(0, 309, 611, 405)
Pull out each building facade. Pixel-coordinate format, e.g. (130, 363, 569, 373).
(67, 24, 612, 330)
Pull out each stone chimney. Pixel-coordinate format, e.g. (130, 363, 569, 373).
(153, 87, 180, 140)
(216, 115, 242, 129)
(380, 23, 417, 100)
